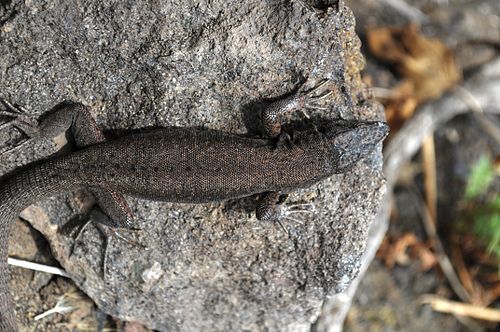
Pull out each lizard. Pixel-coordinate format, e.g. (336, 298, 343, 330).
(0, 81, 388, 331)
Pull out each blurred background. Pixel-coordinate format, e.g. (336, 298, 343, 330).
(344, 0, 500, 331)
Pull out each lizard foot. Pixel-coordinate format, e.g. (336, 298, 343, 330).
(66, 211, 144, 278)
(94, 223, 145, 278)
(280, 202, 316, 225)
(0, 98, 39, 153)
(260, 78, 333, 138)
(259, 202, 316, 235)
(256, 192, 316, 234)
(297, 79, 334, 114)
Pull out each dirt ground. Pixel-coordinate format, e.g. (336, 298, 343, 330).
(346, 113, 500, 332)
(8, 219, 107, 331)
(344, 0, 500, 330)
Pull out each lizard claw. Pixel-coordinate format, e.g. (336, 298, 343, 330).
(0, 98, 29, 114)
(299, 78, 330, 94)
(0, 99, 37, 127)
(94, 223, 145, 278)
(281, 202, 317, 221)
(299, 79, 333, 110)
(68, 217, 93, 258)
(64, 211, 145, 278)
(272, 201, 317, 234)
(111, 227, 144, 247)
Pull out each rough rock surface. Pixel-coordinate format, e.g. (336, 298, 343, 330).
(0, 0, 385, 331)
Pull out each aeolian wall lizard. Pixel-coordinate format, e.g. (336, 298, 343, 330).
(0, 81, 388, 331)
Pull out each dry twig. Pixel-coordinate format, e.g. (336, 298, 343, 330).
(422, 135, 437, 223)
(380, 0, 429, 23)
(7, 257, 70, 278)
(420, 295, 500, 322)
(410, 188, 471, 302)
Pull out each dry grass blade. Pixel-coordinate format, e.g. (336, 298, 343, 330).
(410, 188, 471, 302)
(451, 243, 477, 301)
(34, 296, 75, 321)
(422, 134, 437, 223)
(420, 295, 500, 322)
(7, 257, 70, 278)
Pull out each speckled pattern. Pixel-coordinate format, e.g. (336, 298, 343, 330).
(0, 0, 385, 331)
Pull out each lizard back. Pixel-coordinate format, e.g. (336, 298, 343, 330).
(54, 127, 334, 202)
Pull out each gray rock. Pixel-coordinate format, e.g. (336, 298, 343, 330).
(0, 0, 385, 331)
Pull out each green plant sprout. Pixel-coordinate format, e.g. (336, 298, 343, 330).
(465, 156, 500, 263)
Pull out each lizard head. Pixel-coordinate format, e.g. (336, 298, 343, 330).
(319, 119, 389, 173)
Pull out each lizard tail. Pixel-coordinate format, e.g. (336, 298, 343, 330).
(0, 161, 75, 331)
(0, 194, 18, 332)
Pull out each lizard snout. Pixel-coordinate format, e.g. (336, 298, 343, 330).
(326, 120, 389, 172)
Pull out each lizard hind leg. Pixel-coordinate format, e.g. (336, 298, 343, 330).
(88, 187, 142, 277)
(38, 102, 143, 277)
(69, 188, 142, 277)
(1, 100, 107, 149)
(0, 100, 105, 154)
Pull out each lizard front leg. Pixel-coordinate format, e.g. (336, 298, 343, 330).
(260, 79, 333, 138)
(256, 191, 282, 221)
(256, 191, 316, 234)
(256, 81, 330, 228)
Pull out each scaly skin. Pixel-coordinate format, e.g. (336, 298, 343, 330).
(0, 93, 388, 331)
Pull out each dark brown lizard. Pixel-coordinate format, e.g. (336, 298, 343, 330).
(0, 82, 388, 331)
